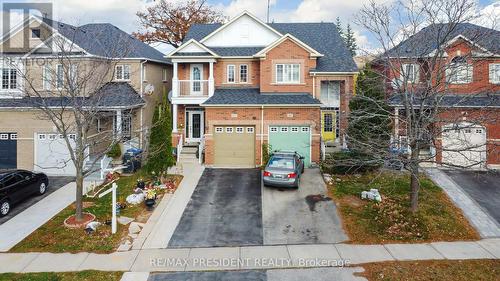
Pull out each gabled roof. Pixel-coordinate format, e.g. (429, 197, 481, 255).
(202, 88, 322, 106)
(384, 23, 500, 58)
(3, 16, 169, 63)
(254, 33, 323, 58)
(166, 38, 218, 58)
(184, 22, 357, 73)
(387, 92, 500, 108)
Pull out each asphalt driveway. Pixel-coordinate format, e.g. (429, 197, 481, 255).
(0, 176, 73, 225)
(262, 168, 347, 244)
(168, 168, 263, 248)
(444, 170, 500, 224)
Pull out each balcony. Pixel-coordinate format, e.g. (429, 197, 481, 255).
(178, 80, 209, 97)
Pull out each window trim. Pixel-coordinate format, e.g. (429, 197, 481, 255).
(490, 63, 500, 84)
(56, 64, 64, 89)
(236, 127, 244, 133)
(215, 127, 223, 133)
(225, 127, 234, 133)
(246, 127, 254, 133)
(115, 64, 130, 81)
(30, 28, 41, 39)
(227, 64, 236, 83)
(42, 64, 51, 90)
(280, 127, 289, 133)
(270, 127, 278, 133)
(239, 64, 248, 83)
(275, 63, 300, 84)
(447, 58, 473, 84)
(401, 63, 419, 83)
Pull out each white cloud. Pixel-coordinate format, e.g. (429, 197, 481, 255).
(473, 2, 499, 29)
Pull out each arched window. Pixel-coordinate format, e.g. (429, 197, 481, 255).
(446, 56, 473, 84)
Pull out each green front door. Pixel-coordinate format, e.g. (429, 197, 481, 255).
(269, 126, 311, 167)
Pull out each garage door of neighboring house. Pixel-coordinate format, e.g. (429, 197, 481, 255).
(214, 126, 255, 167)
(442, 124, 487, 168)
(35, 133, 77, 175)
(0, 133, 17, 169)
(269, 126, 311, 167)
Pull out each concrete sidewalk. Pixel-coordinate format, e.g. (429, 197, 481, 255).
(136, 162, 205, 249)
(425, 168, 500, 238)
(0, 239, 498, 274)
(0, 182, 77, 252)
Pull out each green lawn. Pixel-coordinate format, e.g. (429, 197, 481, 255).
(328, 171, 479, 243)
(0, 271, 122, 281)
(360, 260, 500, 281)
(10, 170, 182, 253)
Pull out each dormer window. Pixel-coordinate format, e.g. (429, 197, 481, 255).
(446, 56, 472, 84)
(31, 28, 41, 39)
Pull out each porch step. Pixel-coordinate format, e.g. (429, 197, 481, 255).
(181, 146, 198, 154)
(180, 153, 198, 160)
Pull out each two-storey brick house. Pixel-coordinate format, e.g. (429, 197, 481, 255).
(0, 16, 172, 176)
(376, 23, 500, 169)
(168, 12, 357, 167)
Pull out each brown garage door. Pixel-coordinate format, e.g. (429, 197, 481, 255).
(214, 126, 255, 167)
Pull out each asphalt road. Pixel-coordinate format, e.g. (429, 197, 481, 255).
(168, 169, 263, 248)
(262, 168, 348, 244)
(0, 176, 73, 225)
(444, 170, 500, 224)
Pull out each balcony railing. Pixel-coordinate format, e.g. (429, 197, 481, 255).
(178, 80, 209, 97)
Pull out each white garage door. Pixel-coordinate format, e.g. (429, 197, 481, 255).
(442, 124, 486, 168)
(35, 133, 77, 176)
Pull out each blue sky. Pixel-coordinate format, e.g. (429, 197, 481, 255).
(2, 0, 498, 53)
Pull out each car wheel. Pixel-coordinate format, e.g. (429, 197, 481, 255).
(0, 200, 10, 217)
(38, 182, 47, 195)
(301, 166, 305, 174)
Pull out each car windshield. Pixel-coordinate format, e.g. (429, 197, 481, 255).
(268, 157, 294, 169)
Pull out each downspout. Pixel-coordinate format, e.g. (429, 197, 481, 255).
(312, 73, 316, 98)
(260, 105, 264, 166)
(139, 60, 147, 148)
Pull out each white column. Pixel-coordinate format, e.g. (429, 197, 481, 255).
(172, 104, 178, 133)
(115, 110, 122, 139)
(172, 62, 179, 98)
(208, 61, 214, 97)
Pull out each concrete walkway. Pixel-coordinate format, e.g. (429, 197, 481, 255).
(0, 239, 498, 274)
(136, 162, 205, 249)
(0, 182, 77, 252)
(425, 168, 500, 238)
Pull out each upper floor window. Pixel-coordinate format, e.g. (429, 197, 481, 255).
(401, 64, 419, 83)
(1, 68, 17, 90)
(162, 69, 168, 81)
(31, 28, 41, 39)
(446, 56, 472, 84)
(276, 64, 300, 84)
(56, 64, 64, 89)
(42, 64, 51, 90)
(239, 64, 248, 83)
(320, 81, 340, 107)
(227, 65, 235, 83)
(115, 65, 130, 81)
(489, 63, 500, 84)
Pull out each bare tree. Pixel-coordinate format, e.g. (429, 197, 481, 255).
(8, 20, 138, 221)
(134, 0, 227, 48)
(350, 0, 499, 212)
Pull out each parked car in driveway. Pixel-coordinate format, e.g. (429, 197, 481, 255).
(0, 170, 49, 216)
(263, 151, 304, 189)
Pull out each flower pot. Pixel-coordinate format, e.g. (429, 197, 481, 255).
(145, 198, 156, 210)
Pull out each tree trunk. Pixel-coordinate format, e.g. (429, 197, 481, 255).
(409, 146, 420, 213)
(75, 171, 84, 221)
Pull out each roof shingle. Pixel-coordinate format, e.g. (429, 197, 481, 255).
(202, 88, 322, 106)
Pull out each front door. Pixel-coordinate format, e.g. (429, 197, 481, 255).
(190, 64, 203, 96)
(185, 111, 204, 143)
(321, 111, 335, 142)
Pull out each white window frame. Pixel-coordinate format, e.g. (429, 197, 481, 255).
(42, 64, 51, 90)
(275, 64, 300, 84)
(215, 127, 223, 133)
(162, 69, 168, 81)
(239, 64, 248, 83)
(246, 127, 254, 133)
(291, 127, 299, 133)
(0, 134, 8, 140)
(227, 65, 236, 83)
(301, 127, 309, 132)
(30, 28, 41, 39)
(56, 64, 64, 89)
(10, 133, 17, 140)
(270, 127, 278, 133)
(489, 63, 500, 84)
(280, 127, 289, 133)
(447, 58, 473, 84)
(225, 127, 234, 133)
(236, 127, 244, 133)
(401, 63, 419, 83)
(38, 134, 46, 140)
(115, 64, 130, 81)
(475, 128, 483, 134)
(1, 68, 18, 90)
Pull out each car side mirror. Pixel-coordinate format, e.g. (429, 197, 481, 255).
(25, 176, 31, 181)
